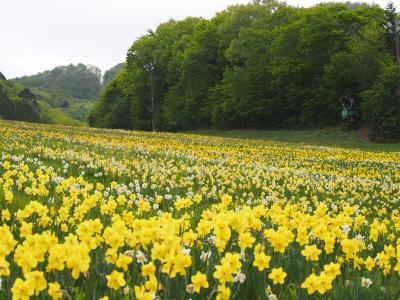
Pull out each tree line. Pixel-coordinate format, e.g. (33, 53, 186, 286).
(15, 63, 103, 100)
(14, 64, 103, 123)
(0, 80, 41, 122)
(89, 1, 400, 140)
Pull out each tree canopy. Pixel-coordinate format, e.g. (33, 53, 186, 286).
(0, 79, 41, 122)
(15, 63, 102, 100)
(103, 63, 125, 86)
(88, 1, 399, 140)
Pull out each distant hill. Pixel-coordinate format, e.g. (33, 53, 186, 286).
(4, 63, 126, 125)
(12, 63, 104, 122)
(15, 63, 102, 99)
(25, 85, 95, 122)
(0, 77, 83, 126)
(103, 63, 124, 86)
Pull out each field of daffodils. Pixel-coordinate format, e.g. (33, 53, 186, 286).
(0, 120, 399, 300)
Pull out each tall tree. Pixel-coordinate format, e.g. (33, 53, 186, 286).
(103, 63, 125, 86)
(90, 1, 399, 140)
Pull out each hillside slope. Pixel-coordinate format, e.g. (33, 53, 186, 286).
(0, 77, 84, 126)
(13, 63, 124, 123)
(13, 64, 101, 122)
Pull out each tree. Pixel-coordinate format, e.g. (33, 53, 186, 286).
(90, 1, 399, 140)
(18, 88, 37, 104)
(15, 64, 102, 100)
(103, 63, 125, 86)
(89, 68, 132, 129)
(14, 88, 40, 122)
(362, 63, 400, 140)
(0, 85, 14, 119)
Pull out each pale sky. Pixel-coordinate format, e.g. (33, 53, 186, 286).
(0, 0, 391, 78)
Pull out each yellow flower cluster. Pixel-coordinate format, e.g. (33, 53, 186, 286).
(0, 120, 399, 299)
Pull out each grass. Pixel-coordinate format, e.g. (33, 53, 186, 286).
(39, 101, 86, 127)
(189, 128, 400, 152)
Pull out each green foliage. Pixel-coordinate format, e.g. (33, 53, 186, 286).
(0, 77, 89, 126)
(0, 84, 15, 119)
(103, 63, 125, 86)
(10, 63, 106, 124)
(361, 63, 400, 141)
(15, 63, 102, 100)
(89, 68, 132, 129)
(90, 1, 400, 141)
(63, 101, 95, 122)
(29, 87, 74, 108)
(0, 80, 41, 122)
(38, 101, 85, 127)
(29, 87, 95, 122)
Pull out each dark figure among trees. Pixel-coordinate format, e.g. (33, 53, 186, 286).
(341, 96, 359, 131)
(89, 1, 400, 141)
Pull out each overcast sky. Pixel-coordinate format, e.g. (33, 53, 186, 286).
(0, 0, 390, 78)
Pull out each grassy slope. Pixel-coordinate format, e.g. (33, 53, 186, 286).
(38, 102, 85, 127)
(190, 128, 400, 152)
(31, 86, 94, 122)
(1, 79, 89, 126)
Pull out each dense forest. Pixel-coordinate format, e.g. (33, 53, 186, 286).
(14, 64, 103, 122)
(103, 63, 125, 86)
(89, 0, 400, 140)
(0, 80, 41, 122)
(15, 63, 103, 99)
